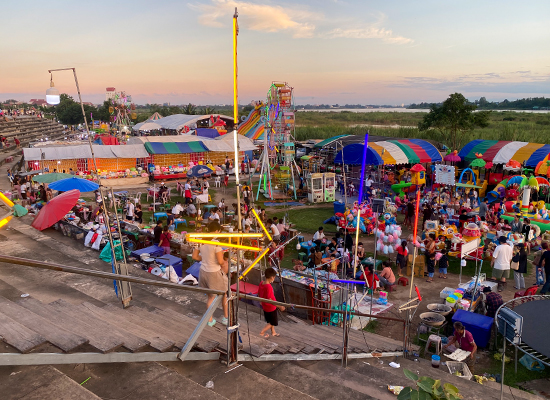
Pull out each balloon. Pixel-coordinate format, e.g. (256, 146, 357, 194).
(379, 233, 385, 241)
(393, 232, 399, 240)
(376, 230, 382, 238)
(388, 245, 394, 253)
(385, 225, 390, 234)
(388, 235, 395, 243)
(383, 245, 389, 254)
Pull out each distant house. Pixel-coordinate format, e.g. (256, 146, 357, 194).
(29, 99, 49, 107)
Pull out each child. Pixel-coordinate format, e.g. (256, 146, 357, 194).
(438, 249, 449, 279)
(259, 268, 285, 338)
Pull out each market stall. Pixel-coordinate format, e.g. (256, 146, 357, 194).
(23, 144, 150, 183)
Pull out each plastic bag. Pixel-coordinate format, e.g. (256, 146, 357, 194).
(519, 354, 545, 372)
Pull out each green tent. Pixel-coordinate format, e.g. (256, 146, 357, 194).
(32, 173, 73, 183)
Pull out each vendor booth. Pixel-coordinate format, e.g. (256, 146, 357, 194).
(23, 144, 150, 183)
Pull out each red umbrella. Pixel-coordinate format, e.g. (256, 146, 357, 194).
(31, 189, 81, 231)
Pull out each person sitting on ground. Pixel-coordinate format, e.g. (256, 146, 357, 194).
(185, 202, 197, 218)
(172, 202, 183, 217)
(360, 264, 380, 291)
(313, 226, 325, 246)
(166, 210, 175, 227)
(326, 237, 339, 257)
(308, 247, 323, 268)
(355, 242, 365, 260)
(258, 267, 285, 338)
(444, 321, 477, 373)
(483, 286, 503, 319)
(377, 260, 396, 290)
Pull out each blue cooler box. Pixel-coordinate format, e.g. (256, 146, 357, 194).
(334, 201, 346, 214)
(452, 309, 494, 348)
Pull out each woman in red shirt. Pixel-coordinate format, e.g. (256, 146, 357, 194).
(258, 267, 285, 337)
(359, 265, 380, 291)
(159, 225, 172, 254)
(396, 240, 408, 277)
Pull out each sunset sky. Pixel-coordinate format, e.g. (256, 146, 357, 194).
(1, 0, 549, 105)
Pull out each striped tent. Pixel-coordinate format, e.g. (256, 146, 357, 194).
(459, 140, 550, 167)
(149, 112, 163, 121)
(334, 139, 442, 165)
(144, 141, 208, 154)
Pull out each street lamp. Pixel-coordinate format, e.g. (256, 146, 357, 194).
(46, 74, 60, 105)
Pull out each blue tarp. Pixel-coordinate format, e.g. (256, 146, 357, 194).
(196, 128, 220, 138)
(334, 143, 383, 165)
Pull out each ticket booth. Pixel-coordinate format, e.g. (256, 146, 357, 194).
(324, 173, 336, 202)
(308, 173, 324, 203)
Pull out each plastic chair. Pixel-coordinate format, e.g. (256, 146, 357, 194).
(134, 192, 142, 204)
(514, 285, 538, 298)
(398, 277, 409, 286)
(214, 177, 221, 187)
(425, 334, 442, 356)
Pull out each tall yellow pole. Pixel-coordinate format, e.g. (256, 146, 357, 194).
(233, 8, 238, 126)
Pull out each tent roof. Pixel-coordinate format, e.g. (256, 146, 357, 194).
(196, 128, 220, 138)
(459, 140, 550, 167)
(144, 141, 208, 154)
(334, 144, 383, 165)
(133, 114, 234, 132)
(23, 144, 149, 161)
(134, 134, 258, 155)
(314, 135, 352, 148)
(334, 139, 442, 166)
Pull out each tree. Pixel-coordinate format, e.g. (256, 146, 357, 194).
(200, 106, 216, 115)
(418, 93, 490, 151)
(182, 103, 196, 115)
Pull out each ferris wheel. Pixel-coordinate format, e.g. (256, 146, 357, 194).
(108, 91, 136, 134)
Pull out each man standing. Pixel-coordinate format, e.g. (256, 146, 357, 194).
(483, 287, 504, 318)
(444, 322, 477, 373)
(492, 236, 513, 291)
(478, 198, 488, 221)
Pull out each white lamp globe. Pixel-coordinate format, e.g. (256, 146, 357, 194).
(46, 79, 60, 105)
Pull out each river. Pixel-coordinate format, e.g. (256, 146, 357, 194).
(298, 108, 549, 113)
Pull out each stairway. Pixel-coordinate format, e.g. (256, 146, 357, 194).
(0, 219, 543, 399)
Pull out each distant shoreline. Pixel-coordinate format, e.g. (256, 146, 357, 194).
(298, 108, 550, 114)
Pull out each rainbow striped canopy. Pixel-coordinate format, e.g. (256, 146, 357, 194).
(335, 139, 442, 165)
(459, 140, 550, 167)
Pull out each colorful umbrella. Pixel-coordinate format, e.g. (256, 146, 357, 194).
(186, 165, 214, 178)
(444, 150, 461, 163)
(31, 189, 80, 231)
(535, 176, 550, 187)
(32, 173, 72, 184)
(49, 176, 99, 192)
(470, 158, 486, 168)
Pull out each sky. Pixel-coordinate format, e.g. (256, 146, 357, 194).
(1, 0, 549, 106)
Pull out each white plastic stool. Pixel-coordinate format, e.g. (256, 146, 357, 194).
(425, 334, 442, 356)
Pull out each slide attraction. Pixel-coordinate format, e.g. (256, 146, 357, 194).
(238, 103, 265, 140)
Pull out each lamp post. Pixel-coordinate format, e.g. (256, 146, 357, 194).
(46, 68, 132, 307)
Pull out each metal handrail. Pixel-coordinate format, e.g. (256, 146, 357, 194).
(0, 254, 406, 323)
(0, 254, 225, 296)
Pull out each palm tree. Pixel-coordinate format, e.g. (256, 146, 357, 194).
(182, 103, 196, 115)
(200, 106, 216, 115)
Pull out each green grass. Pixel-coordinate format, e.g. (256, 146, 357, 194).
(294, 110, 550, 149)
(265, 206, 336, 235)
(482, 349, 550, 388)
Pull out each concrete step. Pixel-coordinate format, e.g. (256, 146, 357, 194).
(162, 359, 317, 400)
(245, 360, 377, 400)
(0, 365, 101, 400)
(343, 355, 537, 400)
(56, 361, 228, 399)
